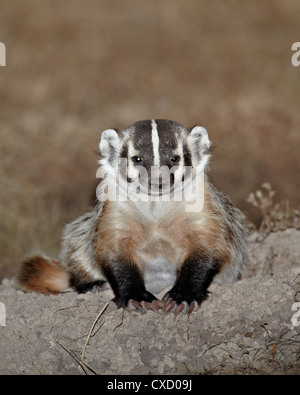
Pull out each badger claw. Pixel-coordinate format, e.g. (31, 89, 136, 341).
(127, 299, 164, 313)
(127, 299, 145, 313)
(162, 293, 200, 316)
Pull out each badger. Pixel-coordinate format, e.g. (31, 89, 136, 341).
(19, 119, 248, 315)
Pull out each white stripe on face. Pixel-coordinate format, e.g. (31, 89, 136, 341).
(151, 119, 160, 167)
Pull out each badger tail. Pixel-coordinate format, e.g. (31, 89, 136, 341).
(18, 255, 69, 295)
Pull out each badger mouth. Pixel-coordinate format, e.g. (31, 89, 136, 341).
(127, 179, 175, 197)
(125, 171, 198, 199)
(147, 184, 174, 197)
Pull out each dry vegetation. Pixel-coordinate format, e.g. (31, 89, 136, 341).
(0, 0, 300, 279)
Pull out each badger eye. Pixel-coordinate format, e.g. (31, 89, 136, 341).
(170, 155, 180, 163)
(132, 156, 143, 163)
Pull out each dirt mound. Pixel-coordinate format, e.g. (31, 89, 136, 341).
(0, 229, 300, 375)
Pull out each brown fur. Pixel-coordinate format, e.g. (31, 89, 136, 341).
(93, 181, 231, 278)
(18, 255, 69, 294)
(94, 200, 146, 265)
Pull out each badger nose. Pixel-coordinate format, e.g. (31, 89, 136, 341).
(149, 174, 172, 192)
(149, 184, 163, 192)
(148, 171, 161, 190)
(148, 166, 175, 193)
(150, 181, 167, 191)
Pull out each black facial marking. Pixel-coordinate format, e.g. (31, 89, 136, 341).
(183, 143, 192, 168)
(155, 119, 180, 169)
(120, 143, 128, 159)
(132, 120, 154, 172)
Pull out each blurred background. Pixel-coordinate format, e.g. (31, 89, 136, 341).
(0, 0, 299, 280)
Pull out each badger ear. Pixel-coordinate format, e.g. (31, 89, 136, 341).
(99, 129, 120, 157)
(189, 126, 211, 154)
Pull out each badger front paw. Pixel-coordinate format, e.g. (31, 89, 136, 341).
(113, 290, 163, 313)
(162, 288, 207, 316)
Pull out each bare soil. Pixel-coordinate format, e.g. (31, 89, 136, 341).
(1, 228, 299, 375)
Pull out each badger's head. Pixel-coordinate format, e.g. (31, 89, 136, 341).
(97, 119, 211, 201)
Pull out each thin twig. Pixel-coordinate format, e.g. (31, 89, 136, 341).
(56, 339, 97, 375)
(54, 305, 80, 312)
(80, 302, 109, 363)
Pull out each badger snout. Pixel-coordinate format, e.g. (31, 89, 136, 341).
(148, 166, 175, 195)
